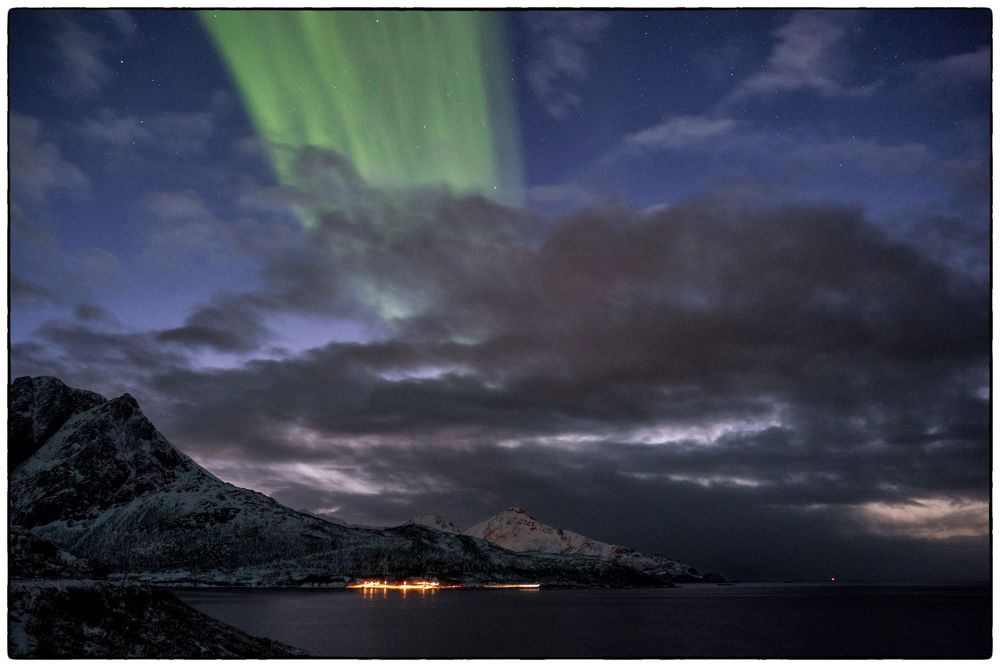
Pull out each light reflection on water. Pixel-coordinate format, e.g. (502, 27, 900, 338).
(177, 584, 989, 658)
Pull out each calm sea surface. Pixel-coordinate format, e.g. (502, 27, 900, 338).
(177, 583, 990, 658)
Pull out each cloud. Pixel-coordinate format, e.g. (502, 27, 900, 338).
(911, 46, 990, 94)
(782, 137, 932, 174)
(926, 46, 990, 80)
(151, 111, 215, 155)
(105, 9, 137, 38)
(526, 183, 597, 207)
(729, 11, 879, 101)
(895, 209, 989, 283)
(47, 13, 110, 97)
(79, 111, 155, 147)
(854, 496, 988, 540)
(11, 320, 189, 400)
(524, 11, 611, 119)
(10, 113, 89, 210)
(604, 116, 982, 282)
(76, 247, 122, 280)
(79, 107, 215, 155)
(73, 303, 119, 324)
(44, 10, 135, 98)
(10, 274, 62, 308)
(156, 296, 275, 354)
(624, 116, 739, 151)
(11, 148, 988, 581)
(8, 113, 125, 306)
(147, 191, 218, 221)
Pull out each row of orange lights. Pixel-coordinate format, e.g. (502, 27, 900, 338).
(347, 580, 448, 590)
(346, 580, 541, 591)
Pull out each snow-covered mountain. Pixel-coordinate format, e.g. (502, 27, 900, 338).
(465, 507, 722, 582)
(466, 507, 619, 555)
(9, 377, 694, 587)
(405, 514, 460, 533)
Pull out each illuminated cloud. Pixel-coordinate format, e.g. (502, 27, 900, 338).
(855, 497, 989, 540)
(625, 116, 738, 151)
(729, 11, 880, 101)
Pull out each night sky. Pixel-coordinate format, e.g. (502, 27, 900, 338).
(9, 9, 990, 581)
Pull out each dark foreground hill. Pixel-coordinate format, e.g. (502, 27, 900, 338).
(8, 526, 304, 657)
(8, 580, 307, 658)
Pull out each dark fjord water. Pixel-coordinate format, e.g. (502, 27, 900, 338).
(177, 583, 990, 658)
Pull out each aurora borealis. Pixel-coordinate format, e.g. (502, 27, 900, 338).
(8, 9, 991, 583)
(200, 10, 523, 208)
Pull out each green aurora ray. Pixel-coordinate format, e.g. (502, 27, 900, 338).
(200, 10, 523, 211)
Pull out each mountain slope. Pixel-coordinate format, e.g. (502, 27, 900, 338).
(406, 514, 460, 533)
(9, 526, 103, 580)
(9, 526, 306, 657)
(8, 376, 677, 587)
(9, 580, 306, 658)
(465, 507, 722, 582)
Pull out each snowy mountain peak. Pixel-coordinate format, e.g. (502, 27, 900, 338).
(406, 514, 459, 533)
(465, 508, 606, 556)
(464, 507, 721, 582)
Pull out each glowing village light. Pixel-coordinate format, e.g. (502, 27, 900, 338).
(346, 579, 541, 591)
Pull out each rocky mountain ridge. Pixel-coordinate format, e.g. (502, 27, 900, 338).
(9, 376, 720, 587)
